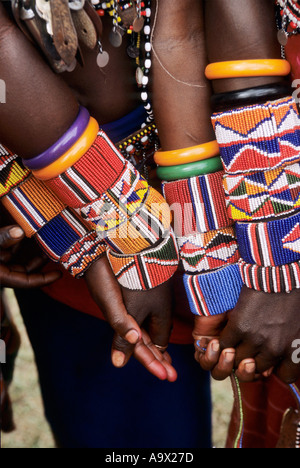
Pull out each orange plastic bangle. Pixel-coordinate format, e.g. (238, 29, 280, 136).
(154, 140, 220, 167)
(205, 59, 291, 80)
(33, 117, 99, 181)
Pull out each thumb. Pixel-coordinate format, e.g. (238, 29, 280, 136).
(0, 226, 24, 249)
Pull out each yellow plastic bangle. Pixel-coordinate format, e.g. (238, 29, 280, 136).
(205, 59, 291, 80)
(154, 140, 220, 167)
(33, 117, 100, 181)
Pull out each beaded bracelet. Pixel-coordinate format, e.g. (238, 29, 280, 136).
(156, 156, 223, 181)
(0, 146, 30, 199)
(224, 161, 300, 221)
(236, 210, 300, 267)
(178, 228, 240, 274)
(2, 176, 65, 237)
(103, 187, 171, 255)
(107, 229, 179, 290)
(154, 141, 219, 167)
(239, 259, 300, 293)
(32, 117, 100, 181)
(205, 59, 291, 80)
(162, 171, 233, 237)
(23, 107, 90, 171)
(211, 82, 293, 113)
(183, 264, 243, 317)
(212, 96, 300, 175)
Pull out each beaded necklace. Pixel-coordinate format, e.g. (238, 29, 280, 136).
(277, 0, 300, 47)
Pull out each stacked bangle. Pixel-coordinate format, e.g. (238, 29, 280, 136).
(162, 171, 232, 236)
(154, 141, 219, 167)
(107, 229, 179, 291)
(184, 264, 243, 317)
(236, 211, 300, 267)
(156, 156, 223, 181)
(239, 259, 300, 294)
(205, 59, 291, 80)
(178, 228, 240, 274)
(0, 146, 31, 199)
(224, 161, 300, 221)
(212, 96, 300, 175)
(23, 107, 90, 171)
(32, 117, 100, 181)
(211, 82, 293, 113)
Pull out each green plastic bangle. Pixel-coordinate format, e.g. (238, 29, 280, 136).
(156, 156, 223, 181)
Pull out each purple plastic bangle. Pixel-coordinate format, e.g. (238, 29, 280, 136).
(23, 106, 90, 171)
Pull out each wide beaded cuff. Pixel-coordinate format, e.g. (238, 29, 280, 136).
(239, 259, 300, 293)
(184, 264, 243, 317)
(162, 171, 233, 236)
(224, 162, 300, 221)
(236, 211, 300, 267)
(177, 228, 240, 274)
(212, 96, 300, 175)
(107, 230, 179, 291)
(0, 146, 30, 199)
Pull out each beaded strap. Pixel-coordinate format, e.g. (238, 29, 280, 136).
(184, 264, 243, 317)
(239, 259, 300, 293)
(103, 187, 171, 254)
(212, 96, 300, 175)
(107, 229, 179, 291)
(178, 228, 240, 274)
(224, 162, 300, 221)
(2, 176, 65, 237)
(236, 211, 300, 267)
(0, 146, 30, 199)
(162, 171, 233, 237)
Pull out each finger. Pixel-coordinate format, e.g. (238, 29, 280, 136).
(255, 354, 279, 375)
(133, 338, 172, 381)
(276, 358, 300, 384)
(111, 333, 134, 368)
(147, 313, 172, 349)
(219, 321, 243, 351)
(234, 343, 260, 368)
(235, 359, 257, 382)
(211, 349, 236, 381)
(262, 367, 274, 379)
(0, 226, 24, 249)
(24, 256, 49, 274)
(0, 267, 62, 289)
(196, 339, 221, 371)
(193, 313, 228, 338)
(143, 332, 177, 382)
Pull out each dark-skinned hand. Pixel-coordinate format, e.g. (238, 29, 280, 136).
(85, 257, 177, 382)
(194, 286, 300, 384)
(0, 225, 61, 288)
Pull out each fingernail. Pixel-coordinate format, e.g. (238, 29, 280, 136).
(9, 227, 24, 239)
(224, 351, 235, 363)
(112, 351, 125, 368)
(245, 362, 256, 374)
(212, 342, 220, 353)
(125, 329, 140, 345)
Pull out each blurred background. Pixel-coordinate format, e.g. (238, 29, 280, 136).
(1, 289, 233, 449)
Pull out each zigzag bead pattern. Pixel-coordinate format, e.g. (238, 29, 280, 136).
(236, 210, 300, 267)
(107, 229, 179, 290)
(0, 145, 30, 199)
(212, 96, 300, 175)
(224, 161, 300, 221)
(178, 228, 240, 274)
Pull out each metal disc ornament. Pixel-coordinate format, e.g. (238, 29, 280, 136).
(109, 29, 123, 47)
(97, 51, 110, 68)
(133, 16, 145, 33)
(127, 45, 140, 59)
(278, 29, 289, 46)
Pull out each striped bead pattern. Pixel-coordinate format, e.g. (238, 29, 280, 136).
(35, 208, 94, 262)
(2, 176, 65, 237)
(178, 228, 240, 274)
(162, 171, 233, 237)
(224, 162, 300, 221)
(46, 131, 126, 208)
(0, 146, 30, 199)
(239, 259, 300, 293)
(60, 231, 106, 278)
(184, 264, 243, 317)
(212, 96, 300, 175)
(80, 161, 149, 232)
(107, 229, 179, 291)
(103, 187, 171, 255)
(236, 211, 300, 267)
